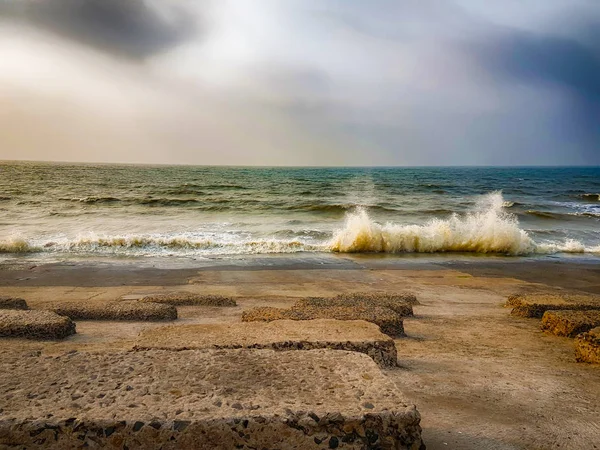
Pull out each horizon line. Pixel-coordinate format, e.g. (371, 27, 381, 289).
(1, 159, 600, 169)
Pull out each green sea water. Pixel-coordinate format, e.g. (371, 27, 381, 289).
(1, 162, 599, 260)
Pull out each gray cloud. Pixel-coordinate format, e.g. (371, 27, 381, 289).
(0, 0, 598, 165)
(0, 0, 198, 59)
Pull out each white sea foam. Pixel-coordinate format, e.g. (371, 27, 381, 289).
(0, 233, 324, 256)
(329, 192, 599, 255)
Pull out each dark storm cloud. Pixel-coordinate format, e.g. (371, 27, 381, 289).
(0, 0, 198, 59)
(466, 19, 600, 162)
(470, 27, 600, 101)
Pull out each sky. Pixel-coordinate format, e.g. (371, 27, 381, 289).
(0, 0, 598, 166)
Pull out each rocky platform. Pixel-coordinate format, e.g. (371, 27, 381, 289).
(574, 327, 600, 364)
(0, 348, 423, 449)
(135, 319, 398, 367)
(541, 310, 600, 338)
(0, 310, 75, 339)
(506, 293, 600, 318)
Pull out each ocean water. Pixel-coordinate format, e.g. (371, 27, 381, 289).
(0, 162, 599, 261)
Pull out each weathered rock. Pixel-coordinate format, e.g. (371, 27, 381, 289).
(139, 292, 236, 307)
(507, 293, 600, 318)
(575, 327, 600, 364)
(242, 306, 405, 338)
(134, 319, 398, 367)
(296, 296, 413, 317)
(541, 310, 600, 338)
(0, 349, 423, 449)
(0, 310, 75, 339)
(0, 296, 29, 310)
(336, 291, 419, 306)
(242, 306, 289, 322)
(49, 301, 177, 321)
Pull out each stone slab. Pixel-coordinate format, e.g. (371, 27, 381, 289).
(242, 306, 405, 338)
(0, 296, 28, 310)
(0, 348, 423, 449)
(541, 310, 600, 338)
(135, 319, 398, 367)
(575, 327, 600, 364)
(336, 292, 419, 306)
(139, 292, 237, 307)
(507, 293, 600, 318)
(48, 301, 177, 321)
(295, 296, 413, 317)
(0, 310, 75, 340)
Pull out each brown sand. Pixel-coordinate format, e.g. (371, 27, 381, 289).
(0, 258, 599, 449)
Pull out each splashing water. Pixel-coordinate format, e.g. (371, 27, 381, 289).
(330, 192, 593, 255)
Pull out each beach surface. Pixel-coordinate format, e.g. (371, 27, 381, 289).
(1, 255, 599, 449)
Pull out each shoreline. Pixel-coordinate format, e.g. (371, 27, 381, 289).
(2, 254, 600, 292)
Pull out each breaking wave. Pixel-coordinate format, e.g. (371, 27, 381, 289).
(330, 192, 600, 255)
(579, 193, 600, 202)
(0, 234, 324, 256)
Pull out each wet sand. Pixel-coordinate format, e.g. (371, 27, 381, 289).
(1, 255, 599, 449)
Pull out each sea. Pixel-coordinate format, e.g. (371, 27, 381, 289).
(1, 162, 599, 263)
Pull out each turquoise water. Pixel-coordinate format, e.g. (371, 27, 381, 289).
(0, 162, 599, 259)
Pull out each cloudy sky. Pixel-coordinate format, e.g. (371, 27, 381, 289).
(0, 0, 598, 166)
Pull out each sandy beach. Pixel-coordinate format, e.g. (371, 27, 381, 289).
(0, 255, 599, 449)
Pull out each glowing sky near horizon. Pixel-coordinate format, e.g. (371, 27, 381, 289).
(0, 0, 598, 166)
